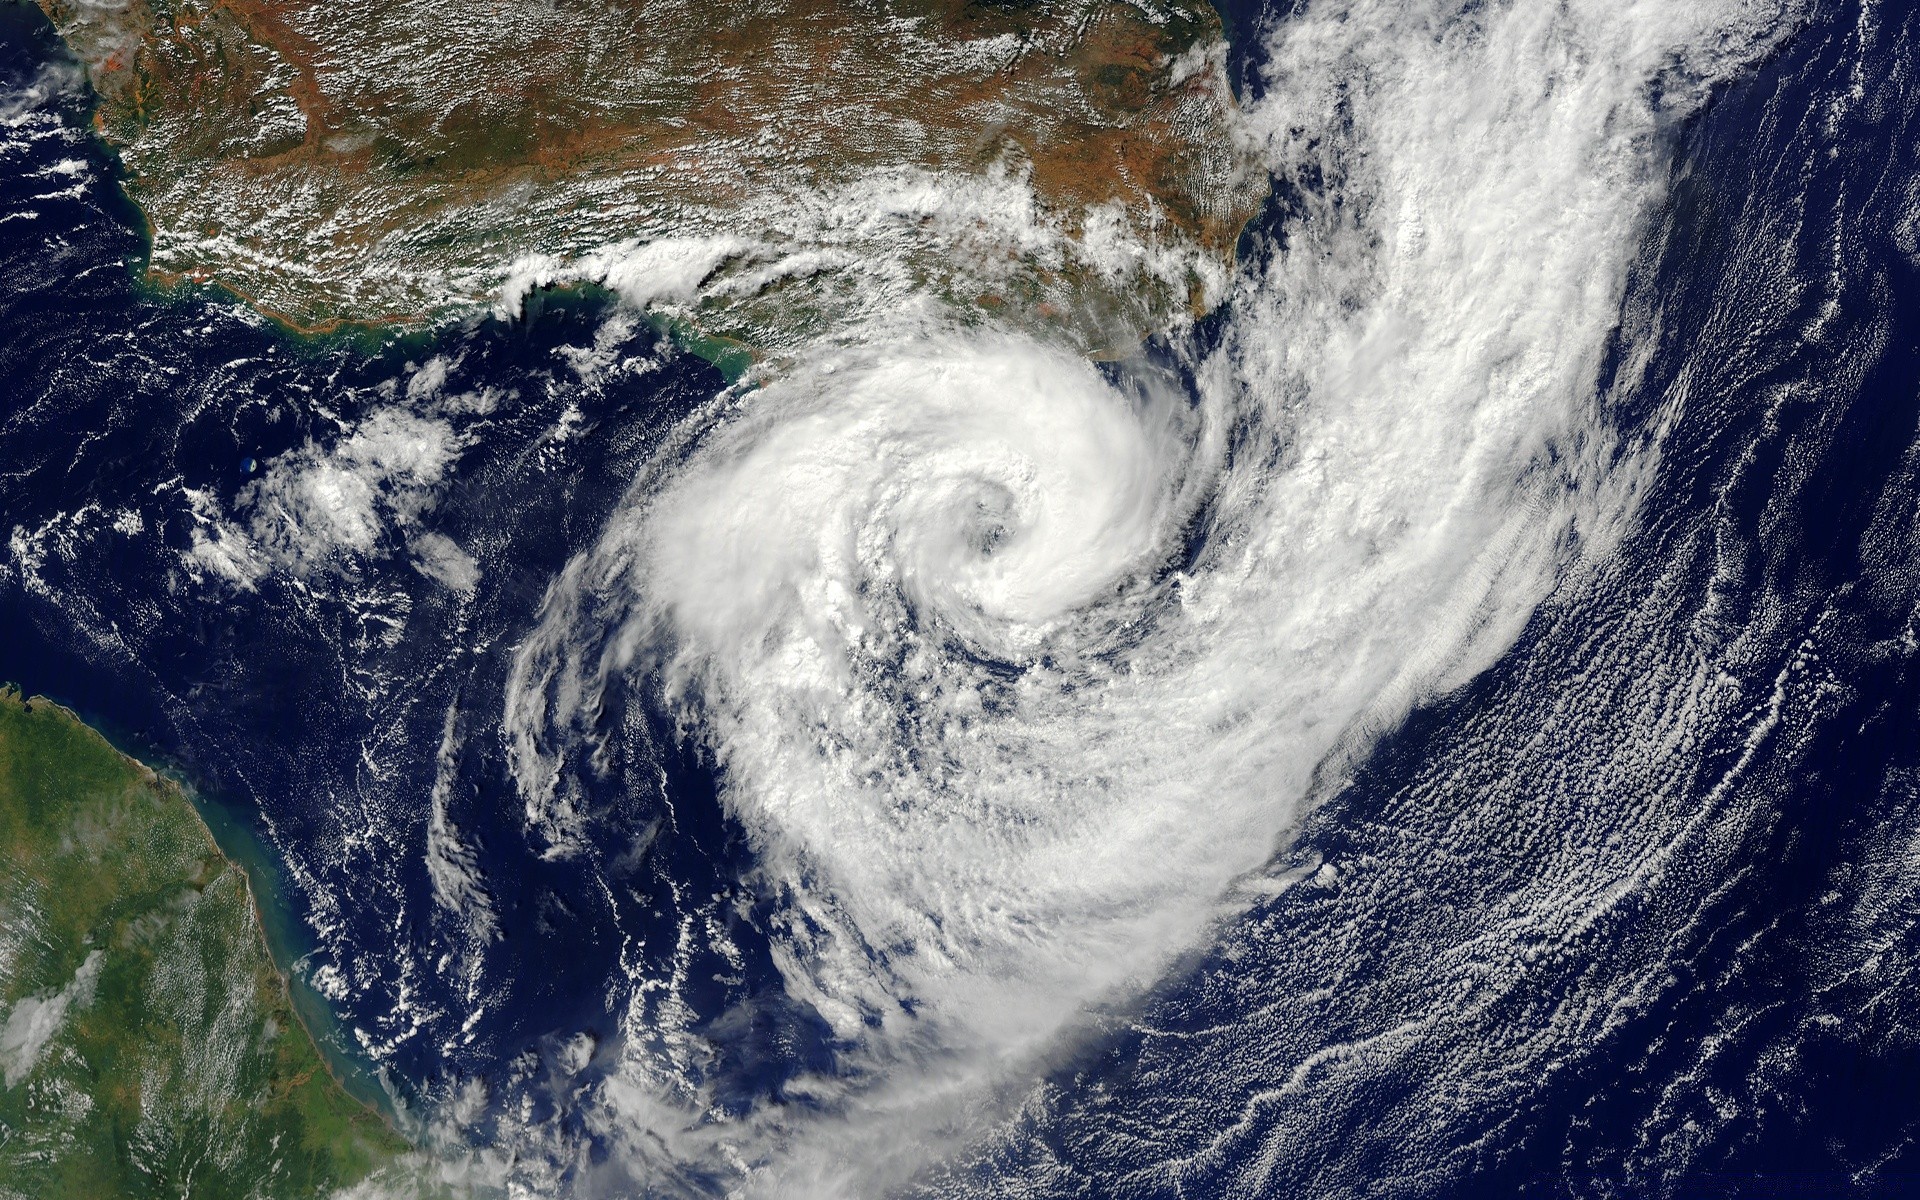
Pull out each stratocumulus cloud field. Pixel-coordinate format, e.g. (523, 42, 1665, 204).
(15, 0, 1920, 1195)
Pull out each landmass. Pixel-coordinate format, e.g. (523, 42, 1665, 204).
(29, 0, 1265, 355)
(0, 686, 420, 1199)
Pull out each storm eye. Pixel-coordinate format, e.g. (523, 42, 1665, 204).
(974, 519, 1008, 557)
(969, 499, 1012, 557)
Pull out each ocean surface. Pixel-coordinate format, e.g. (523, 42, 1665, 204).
(4, 0, 1919, 1195)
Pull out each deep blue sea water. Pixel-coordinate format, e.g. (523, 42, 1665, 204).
(4, 0, 1919, 1196)
(0, 0, 782, 1137)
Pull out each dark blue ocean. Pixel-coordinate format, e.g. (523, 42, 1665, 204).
(3, 0, 1919, 1195)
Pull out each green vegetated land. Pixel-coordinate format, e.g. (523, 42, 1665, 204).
(0, 686, 415, 1198)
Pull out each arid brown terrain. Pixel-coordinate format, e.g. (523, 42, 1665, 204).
(38, 0, 1264, 352)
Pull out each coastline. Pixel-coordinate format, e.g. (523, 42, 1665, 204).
(0, 682, 420, 1196)
(0, 683, 408, 1133)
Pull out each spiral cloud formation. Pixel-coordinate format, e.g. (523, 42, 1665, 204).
(502, 0, 1792, 1191)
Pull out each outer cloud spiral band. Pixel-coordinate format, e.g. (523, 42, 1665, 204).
(501, 0, 1793, 1192)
